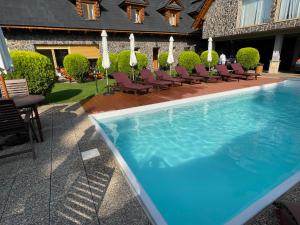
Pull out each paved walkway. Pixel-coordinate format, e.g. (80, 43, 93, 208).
(0, 104, 149, 225)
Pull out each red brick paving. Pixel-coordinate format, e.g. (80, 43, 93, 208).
(82, 77, 283, 114)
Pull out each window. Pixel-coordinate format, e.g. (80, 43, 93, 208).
(134, 8, 141, 23)
(169, 12, 177, 26)
(240, 0, 273, 27)
(82, 3, 96, 20)
(279, 0, 300, 20)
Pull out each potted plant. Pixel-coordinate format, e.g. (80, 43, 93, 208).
(256, 63, 264, 75)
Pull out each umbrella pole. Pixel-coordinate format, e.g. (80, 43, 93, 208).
(104, 69, 112, 96)
(132, 67, 135, 81)
(0, 74, 9, 98)
(169, 65, 172, 76)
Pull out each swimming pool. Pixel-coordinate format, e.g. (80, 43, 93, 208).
(93, 80, 300, 225)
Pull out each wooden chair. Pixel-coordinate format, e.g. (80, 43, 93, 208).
(0, 99, 37, 159)
(0, 79, 44, 142)
(0, 79, 29, 97)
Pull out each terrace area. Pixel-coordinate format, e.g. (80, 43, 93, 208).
(1, 76, 300, 225)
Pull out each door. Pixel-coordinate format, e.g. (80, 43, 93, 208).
(153, 48, 159, 70)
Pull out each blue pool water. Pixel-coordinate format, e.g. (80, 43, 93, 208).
(98, 80, 300, 225)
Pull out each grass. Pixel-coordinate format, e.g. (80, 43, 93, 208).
(45, 79, 116, 104)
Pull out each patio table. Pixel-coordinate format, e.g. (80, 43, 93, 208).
(13, 95, 45, 142)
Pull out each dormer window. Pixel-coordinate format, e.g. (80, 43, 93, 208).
(82, 3, 96, 20)
(76, 0, 100, 20)
(157, 0, 183, 27)
(119, 0, 148, 24)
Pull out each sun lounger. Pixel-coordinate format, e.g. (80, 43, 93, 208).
(140, 69, 172, 89)
(274, 201, 300, 225)
(175, 66, 202, 83)
(112, 72, 152, 95)
(216, 65, 243, 82)
(195, 64, 221, 82)
(155, 70, 184, 86)
(231, 63, 261, 80)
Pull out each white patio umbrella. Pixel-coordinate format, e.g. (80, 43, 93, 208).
(0, 27, 13, 98)
(167, 36, 174, 75)
(101, 30, 111, 95)
(207, 37, 213, 72)
(129, 33, 137, 80)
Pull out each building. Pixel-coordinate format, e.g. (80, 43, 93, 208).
(193, 0, 300, 73)
(0, 0, 203, 70)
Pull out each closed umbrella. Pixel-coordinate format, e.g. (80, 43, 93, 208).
(0, 27, 13, 98)
(167, 36, 174, 75)
(129, 33, 137, 81)
(101, 30, 111, 96)
(207, 37, 213, 72)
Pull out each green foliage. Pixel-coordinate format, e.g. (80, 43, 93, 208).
(63, 54, 90, 83)
(199, 50, 219, 68)
(178, 51, 201, 73)
(236, 47, 260, 70)
(97, 53, 118, 74)
(158, 51, 169, 69)
(117, 50, 149, 76)
(9, 50, 55, 95)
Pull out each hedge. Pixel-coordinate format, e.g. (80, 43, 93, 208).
(199, 50, 219, 68)
(178, 51, 201, 73)
(117, 50, 148, 76)
(9, 51, 55, 95)
(97, 53, 118, 75)
(158, 51, 169, 69)
(63, 54, 90, 83)
(236, 47, 260, 70)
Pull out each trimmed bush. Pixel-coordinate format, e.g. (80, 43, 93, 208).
(63, 54, 90, 83)
(158, 51, 169, 69)
(97, 53, 118, 75)
(199, 50, 219, 68)
(9, 50, 55, 95)
(178, 51, 201, 73)
(236, 47, 260, 70)
(117, 50, 149, 76)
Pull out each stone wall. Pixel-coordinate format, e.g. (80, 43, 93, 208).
(202, 0, 300, 39)
(4, 30, 198, 69)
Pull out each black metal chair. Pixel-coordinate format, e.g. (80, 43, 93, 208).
(0, 99, 37, 159)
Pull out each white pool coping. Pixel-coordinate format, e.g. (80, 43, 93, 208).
(90, 80, 300, 225)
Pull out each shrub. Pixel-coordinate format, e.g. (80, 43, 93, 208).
(97, 53, 118, 75)
(236, 47, 260, 70)
(63, 54, 90, 83)
(199, 50, 219, 68)
(158, 51, 169, 69)
(178, 51, 201, 73)
(117, 50, 149, 76)
(9, 50, 55, 95)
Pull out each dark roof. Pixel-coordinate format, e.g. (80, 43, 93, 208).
(187, 0, 204, 14)
(0, 0, 197, 34)
(119, 0, 149, 6)
(157, 0, 184, 11)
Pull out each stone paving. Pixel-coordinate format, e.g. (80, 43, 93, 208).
(0, 103, 149, 225)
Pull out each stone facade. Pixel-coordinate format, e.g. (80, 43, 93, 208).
(4, 30, 198, 69)
(202, 0, 300, 39)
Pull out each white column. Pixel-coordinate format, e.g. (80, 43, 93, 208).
(268, 35, 283, 74)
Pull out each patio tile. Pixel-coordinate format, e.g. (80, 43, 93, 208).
(51, 170, 89, 202)
(0, 206, 49, 225)
(50, 193, 99, 225)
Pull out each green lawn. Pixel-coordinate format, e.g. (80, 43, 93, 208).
(45, 79, 116, 104)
